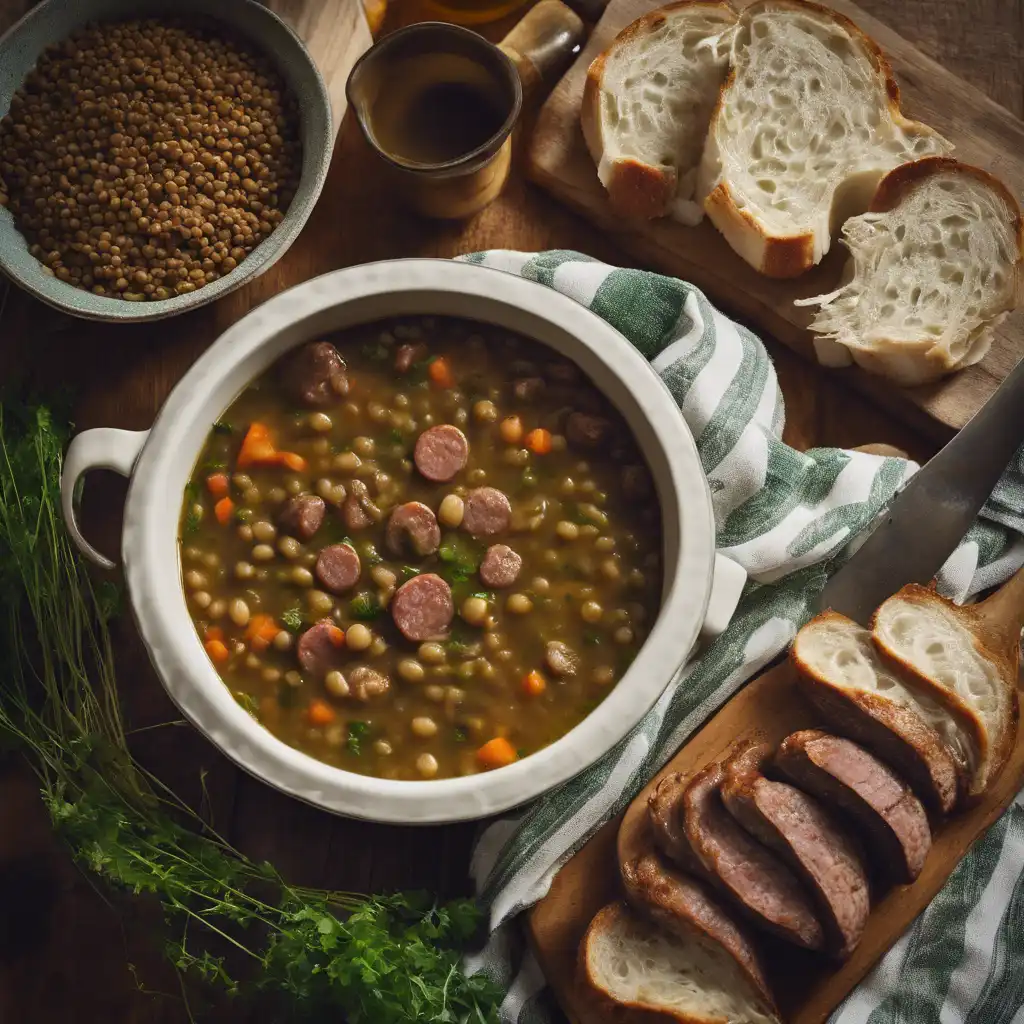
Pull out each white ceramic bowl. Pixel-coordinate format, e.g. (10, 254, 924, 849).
(60, 260, 745, 823)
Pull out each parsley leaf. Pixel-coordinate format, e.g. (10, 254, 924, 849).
(281, 605, 304, 634)
(182, 483, 202, 534)
(437, 534, 480, 585)
(346, 720, 369, 755)
(233, 692, 260, 718)
(349, 593, 381, 620)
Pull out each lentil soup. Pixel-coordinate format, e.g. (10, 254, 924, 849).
(179, 316, 662, 780)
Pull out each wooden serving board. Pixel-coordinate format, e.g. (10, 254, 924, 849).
(527, 657, 1024, 1024)
(526, 0, 1024, 440)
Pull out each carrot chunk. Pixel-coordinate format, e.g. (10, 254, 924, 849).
(214, 496, 235, 525)
(206, 472, 230, 497)
(237, 422, 278, 468)
(277, 451, 308, 472)
(204, 639, 230, 664)
(428, 356, 455, 388)
(524, 429, 552, 455)
(205, 625, 224, 642)
(245, 614, 279, 652)
(326, 625, 346, 648)
(522, 669, 546, 697)
(476, 736, 518, 770)
(307, 699, 337, 726)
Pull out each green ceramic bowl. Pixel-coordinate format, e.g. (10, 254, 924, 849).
(0, 0, 333, 322)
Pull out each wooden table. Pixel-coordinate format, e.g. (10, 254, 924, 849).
(0, 1, 1018, 1021)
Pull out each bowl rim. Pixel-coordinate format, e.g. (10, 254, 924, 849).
(0, 0, 334, 323)
(121, 258, 716, 823)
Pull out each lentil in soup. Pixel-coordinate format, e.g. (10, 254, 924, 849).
(179, 316, 662, 780)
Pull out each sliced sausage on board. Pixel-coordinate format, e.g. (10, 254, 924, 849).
(278, 494, 326, 541)
(315, 543, 362, 594)
(282, 341, 349, 407)
(649, 765, 825, 951)
(414, 425, 469, 483)
(391, 573, 454, 642)
(621, 852, 776, 1011)
(776, 729, 932, 884)
(479, 543, 522, 587)
(462, 486, 512, 537)
(721, 742, 870, 961)
(296, 619, 346, 678)
(386, 502, 441, 557)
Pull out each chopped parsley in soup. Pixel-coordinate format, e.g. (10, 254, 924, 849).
(179, 316, 662, 780)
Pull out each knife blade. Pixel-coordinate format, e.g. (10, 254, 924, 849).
(818, 356, 1024, 625)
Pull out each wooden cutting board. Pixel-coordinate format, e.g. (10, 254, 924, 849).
(527, 655, 1024, 1024)
(526, 0, 1024, 440)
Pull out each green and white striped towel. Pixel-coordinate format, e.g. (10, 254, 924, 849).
(458, 251, 1024, 1024)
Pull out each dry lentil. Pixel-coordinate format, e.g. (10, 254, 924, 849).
(0, 18, 301, 300)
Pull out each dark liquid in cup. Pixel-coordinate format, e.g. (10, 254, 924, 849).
(367, 57, 509, 166)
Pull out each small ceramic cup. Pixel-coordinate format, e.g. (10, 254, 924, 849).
(346, 2, 583, 220)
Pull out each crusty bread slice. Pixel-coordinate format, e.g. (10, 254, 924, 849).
(792, 610, 964, 813)
(581, 901, 779, 1024)
(800, 158, 1023, 383)
(697, 0, 952, 278)
(582, 2, 737, 223)
(873, 584, 1019, 800)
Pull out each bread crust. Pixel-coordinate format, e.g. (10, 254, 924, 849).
(872, 584, 1020, 802)
(580, 901, 779, 1024)
(792, 610, 962, 813)
(582, 1, 736, 220)
(700, 0, 948, 277)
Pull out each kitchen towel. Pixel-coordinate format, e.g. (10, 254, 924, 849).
(459, 250, 1024, 1024)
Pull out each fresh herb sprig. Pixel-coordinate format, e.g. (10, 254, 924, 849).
(0, 402, 501, 1023)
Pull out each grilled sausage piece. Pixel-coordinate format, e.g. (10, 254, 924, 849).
(386, 502, 441, 557)
(776, 730, 932, 884)
(721, 742, 870, 961)
(283, 341, 349, 407)
(296, 619, 346, 678)
(621, 852, 776, 1010)
(278, 494, 326, 540)
(649, 766, 824, 950)
(391, 573, 454, 642)
(414, 425, 469, 483)
(797, 673, 960, 815)
(315, 543, 362, 594)
(462, 487, 512, 536)
(479, 544, 522, 588)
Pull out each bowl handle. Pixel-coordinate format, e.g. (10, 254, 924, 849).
(61, 427, 150, 570)
(701, 554, 747, 639)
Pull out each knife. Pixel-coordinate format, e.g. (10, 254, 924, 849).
(818, 356, 1024, 625)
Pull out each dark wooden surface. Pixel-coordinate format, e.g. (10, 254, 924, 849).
(0, 1, 1018, 1021)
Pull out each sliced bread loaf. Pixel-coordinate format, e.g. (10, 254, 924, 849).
(697, 0, 951, 277)
(873, 584, 1019, 800)
(581, 901, 779, 1024)
(582, 2, 737, 222)
(799, 158, 1023, 384)
(792, 610, 965, 813)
